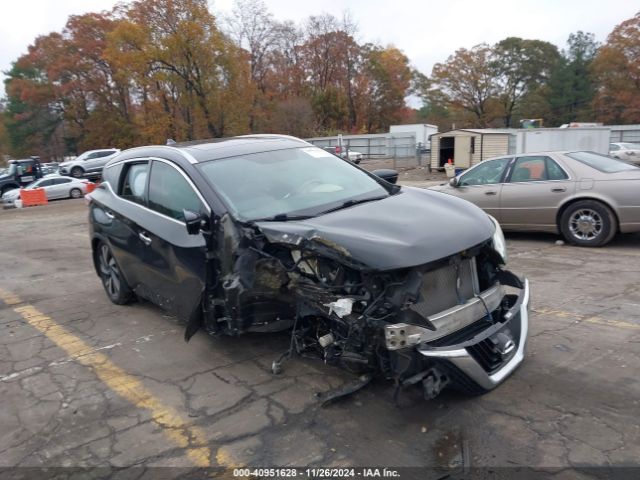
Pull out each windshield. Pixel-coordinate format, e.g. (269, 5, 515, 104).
(620, 143, 640, 149)
(198, 146, 389, 221)
(7, 164, 17, 175)
(566, 151, 639, 173)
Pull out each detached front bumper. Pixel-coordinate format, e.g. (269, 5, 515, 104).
(418, 278, 530, 391)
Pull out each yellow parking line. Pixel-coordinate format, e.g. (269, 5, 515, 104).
(0, 288, 224, 468)
(533, 307, 640, 330)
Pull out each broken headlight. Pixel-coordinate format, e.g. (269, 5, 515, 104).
(488, 215, 507, 264)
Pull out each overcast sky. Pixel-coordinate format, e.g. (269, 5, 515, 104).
(1, 0, 637, 96)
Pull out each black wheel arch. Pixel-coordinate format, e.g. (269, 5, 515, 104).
(91, 235, 106, 277)
(556, 197, 620, 234)
(1, 183, 20, 194)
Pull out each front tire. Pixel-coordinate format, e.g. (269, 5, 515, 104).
(71, 166, 84, 178)
(70, 188, 83, 199)
(96, 242, 133, 305)
(559, 200, 616, 247)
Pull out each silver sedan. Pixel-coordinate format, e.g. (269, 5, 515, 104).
(429, 151, 640, 247)
(1, 176, 91, 206)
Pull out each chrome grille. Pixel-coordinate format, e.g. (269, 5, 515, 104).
(410, 258, 478, 319)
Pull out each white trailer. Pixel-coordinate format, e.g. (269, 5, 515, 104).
(389, 124, 438, 150)
(512, 127, 611, 155)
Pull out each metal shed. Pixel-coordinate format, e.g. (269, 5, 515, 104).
(429, 129, 511, 170)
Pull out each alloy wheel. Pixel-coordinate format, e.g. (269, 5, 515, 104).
(99, 244, 121, 298)
(569, 209, 603, 241)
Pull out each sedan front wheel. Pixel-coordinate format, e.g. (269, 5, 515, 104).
(560, 200, 616, 247)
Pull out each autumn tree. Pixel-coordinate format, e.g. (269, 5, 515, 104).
(360, 45, 412, 132)
(109, 0, 252, 140)
(300, 13, 362, 132)
(431, 44, 499, 127)
(592, 13, 640, 123)
(224, 0, 285, 131)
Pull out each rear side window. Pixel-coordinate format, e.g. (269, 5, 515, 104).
(566, 151, 639, 173)
(148, 161, 203, 221)
(120, 162, 149, 205)
(53, 178, 72, 185)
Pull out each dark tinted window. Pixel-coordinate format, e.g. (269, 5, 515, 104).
(96, 150, 115, 158)
(38, 179, 54, 187)
(459, 158, 511, 186)
(53, 178, 72, 185)
(120, 162, 149, 205)
(566, 151, 639, 173)
(148, 161, 203, 221)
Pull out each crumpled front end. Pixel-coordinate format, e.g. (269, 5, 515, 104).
(195, 211, 529, 402)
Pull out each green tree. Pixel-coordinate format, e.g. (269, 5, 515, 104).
(3, 42, 63, 159)
(546, 31, 598, 126)
(492, 37, 560, 127)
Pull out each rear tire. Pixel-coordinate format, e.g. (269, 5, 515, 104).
(96, 242, 133, 305)
(559, 200, 616, 247)
(70, 188, 83, 199)
(71, 166, 84, 178)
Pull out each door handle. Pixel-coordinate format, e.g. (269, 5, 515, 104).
(104, 210, 115, 219)
(139, 232, 152, 246)
(484, 191, 497, 196)
(551, 187, 566, 193)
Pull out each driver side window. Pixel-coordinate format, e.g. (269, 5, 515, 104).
(459, 158, 511, 186)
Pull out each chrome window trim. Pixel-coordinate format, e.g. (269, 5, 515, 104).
(166, 146, 198, 164)
(104, 156, 211, 226)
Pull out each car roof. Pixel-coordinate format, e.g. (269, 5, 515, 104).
(82, 148, 119, 154)
(175, 135, 311, 163)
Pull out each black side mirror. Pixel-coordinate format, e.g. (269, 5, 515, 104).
(449, 177, 459, 187)
(371, 169, 399, 184)
(183, 209, 204, 235)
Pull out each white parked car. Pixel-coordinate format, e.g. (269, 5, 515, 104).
(1, 176, 91, 206)
(322, 146, 364, 164)
(59, 148, 121, 178)
(609, 142, 640, 165)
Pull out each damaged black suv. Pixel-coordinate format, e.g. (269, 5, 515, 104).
(88, 135, 530, 402)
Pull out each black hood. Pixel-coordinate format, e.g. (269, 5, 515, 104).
(256, 187, 495, 271)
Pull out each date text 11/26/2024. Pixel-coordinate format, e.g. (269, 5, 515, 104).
(233, 468, 400, 478)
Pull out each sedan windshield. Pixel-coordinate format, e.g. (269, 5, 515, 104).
(198, 147, 389, 222)
(567, 151, 639, 173)
(620, 143, 640, 149)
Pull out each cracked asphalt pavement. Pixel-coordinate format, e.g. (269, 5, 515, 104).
(0, 200, 639, 475)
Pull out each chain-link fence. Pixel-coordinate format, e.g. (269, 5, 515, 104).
(306, 133, 431, 169)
